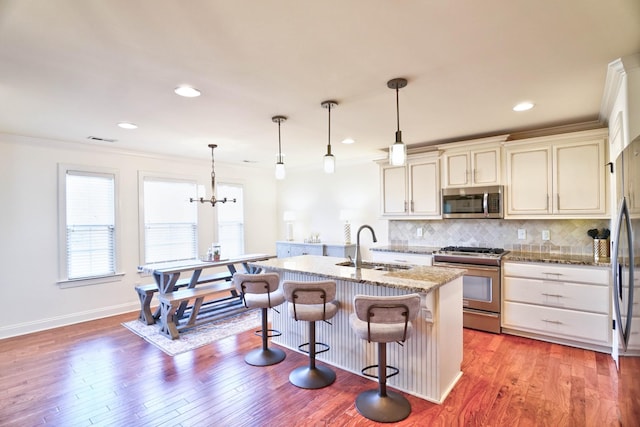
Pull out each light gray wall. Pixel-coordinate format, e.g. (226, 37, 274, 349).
(275, 157, 388, 254)
(0, 135, 277, 338)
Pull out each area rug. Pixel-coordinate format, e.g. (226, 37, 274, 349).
(122, 309, 261, 356)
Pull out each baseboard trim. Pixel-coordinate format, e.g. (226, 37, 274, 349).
(0, 302, 139, 339)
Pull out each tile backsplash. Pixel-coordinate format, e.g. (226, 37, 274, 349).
(389, 218, 611, 256)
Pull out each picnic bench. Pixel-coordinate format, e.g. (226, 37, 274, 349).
(136, 254, 274, 339)
(135, 271, 233, 324)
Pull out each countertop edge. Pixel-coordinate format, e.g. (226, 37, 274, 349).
(250, 255, 465, 294)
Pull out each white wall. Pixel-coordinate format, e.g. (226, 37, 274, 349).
(276, 157, 388, 254)
(0, 135, 277, 338)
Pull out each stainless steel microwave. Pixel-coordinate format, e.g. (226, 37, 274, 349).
(442, 185, 504, 219)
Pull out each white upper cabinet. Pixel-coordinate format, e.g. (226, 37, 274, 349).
(440, 135, 507, 188)
(379, 152, 441, 218)
(601, 54, 640, 161)
(505, 129, 609, 218)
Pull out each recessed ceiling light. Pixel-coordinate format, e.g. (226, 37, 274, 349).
(175, 86, 201, 97)
(513, 102, 534, 112)
(117, 122, 138, 129)
(341, 138, 355, 144)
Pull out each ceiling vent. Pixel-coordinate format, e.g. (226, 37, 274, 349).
(87, 136, 117, 143)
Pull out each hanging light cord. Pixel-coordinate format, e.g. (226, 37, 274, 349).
(395, 85, 401, 133)
(327, 103, 332, 149)
(210, 144, 216, 195)
(278, 119, 283, 161)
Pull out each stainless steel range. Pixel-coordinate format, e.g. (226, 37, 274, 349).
(433, 246, 508, 334)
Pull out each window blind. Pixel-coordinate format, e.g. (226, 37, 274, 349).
(65, 172, 116, 279)
(143, 178, 197, 263)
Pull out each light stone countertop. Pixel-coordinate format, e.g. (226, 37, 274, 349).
(250, 255, 466, 294)
(503, 251, 611, 267)
(370, 245, 440, 255)
(371, 245, 612, 267)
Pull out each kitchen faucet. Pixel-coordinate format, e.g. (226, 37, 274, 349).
(354, 225, 377, 268)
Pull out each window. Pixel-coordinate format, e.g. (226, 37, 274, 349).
(141, 175, 198, 264)
(58, 165, 119, 284)
(216, 183, 244, 257)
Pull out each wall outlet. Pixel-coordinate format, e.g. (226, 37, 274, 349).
(517, 229, 526, 240)
(416, 227, 423, 237)
(542, 230, 550, 241)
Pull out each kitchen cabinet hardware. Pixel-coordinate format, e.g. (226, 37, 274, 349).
(502, 261, 610, 352)
(439, 136, 505, 188)
(504, 128, 608, 218)
(379, 153, 440, 218)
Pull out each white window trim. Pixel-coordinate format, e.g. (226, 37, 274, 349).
(138, 170, 200, 265)
(57, 163, 123, 287)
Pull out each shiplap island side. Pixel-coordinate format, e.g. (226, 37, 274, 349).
(250, 255, 466, 404)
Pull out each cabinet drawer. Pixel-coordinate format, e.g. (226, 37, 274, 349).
(503, 262, 609, 285)
(289, 244, 324, 256)
(370, 251, 433, 266)
(627, 317, 640, 352)
(503, 301, 609, 345)
(504, 277, 609, 313)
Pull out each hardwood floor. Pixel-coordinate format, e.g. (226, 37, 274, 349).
(1, 312, 638, 426)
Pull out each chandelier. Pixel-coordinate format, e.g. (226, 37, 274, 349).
(190, 144, 236, 206)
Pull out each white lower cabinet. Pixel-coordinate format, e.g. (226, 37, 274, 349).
(502, 261, 610, 351)
(276, 241, 356, 259)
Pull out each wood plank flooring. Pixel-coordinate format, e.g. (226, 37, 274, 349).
(1, 312, 638, 426)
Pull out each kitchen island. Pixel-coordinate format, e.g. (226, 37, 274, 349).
(250, 255, 466, 404)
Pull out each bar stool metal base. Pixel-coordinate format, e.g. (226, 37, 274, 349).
(289, 365, 336, 389)
(244, 347, 286, 367)
(355, 389, 411, 423)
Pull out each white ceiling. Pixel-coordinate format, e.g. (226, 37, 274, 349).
(1, 0, 639, 169)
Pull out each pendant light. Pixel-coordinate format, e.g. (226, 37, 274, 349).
(387, 77, 408, 166)
(190, 144, 236, 206)
(321, 100, 337, 174)
(273, 115, 287, 180)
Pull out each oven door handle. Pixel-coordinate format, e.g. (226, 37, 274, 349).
(483, 192, 489, 217)
(433, 261, 500, 272)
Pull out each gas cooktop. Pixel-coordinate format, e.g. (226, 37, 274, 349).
(439, 246, 505, 255)
(434, 246, 507, 266)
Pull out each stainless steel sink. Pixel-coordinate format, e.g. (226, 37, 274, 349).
(335, 261, 411, 272)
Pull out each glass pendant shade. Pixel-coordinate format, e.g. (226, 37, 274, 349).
(323, 150, 335, 173)
(389, 131, 406, 166)
(275, 160, 286, 180)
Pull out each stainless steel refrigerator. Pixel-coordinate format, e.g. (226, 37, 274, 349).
(611, 138, 640, 423)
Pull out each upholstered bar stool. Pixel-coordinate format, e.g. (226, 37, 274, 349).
(282, 280, 339, 389)
(349, 293, 421, 423)
(232, 272, 286, 366)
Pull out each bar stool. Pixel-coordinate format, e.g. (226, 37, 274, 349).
(349, 293, 421, 423)
(282, 280, 339, 389)
(233, 272, 286, 366)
